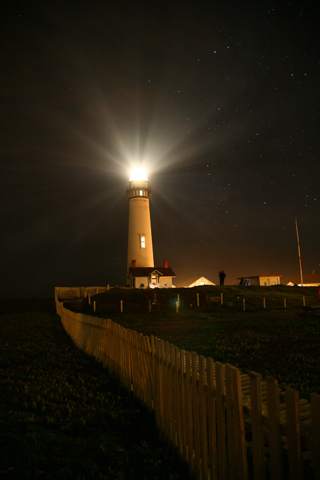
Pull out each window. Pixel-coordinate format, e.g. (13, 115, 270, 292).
(139, 190, 143, 196)
(140, 235, 146, 248)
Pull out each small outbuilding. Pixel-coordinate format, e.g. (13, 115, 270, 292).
(237, 275, 282, 286)
(188, 276, 216, 287)
(127, 261, 176, 288)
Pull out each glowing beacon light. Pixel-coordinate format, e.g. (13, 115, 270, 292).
(129, 167, 148, 181)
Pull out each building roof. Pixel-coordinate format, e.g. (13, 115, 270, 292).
(128, 267, 176, 277)
(283, 273, 320, 285)
(188, 276, 215, 287)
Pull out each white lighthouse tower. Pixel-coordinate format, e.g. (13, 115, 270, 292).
(126, 168, 154, 285)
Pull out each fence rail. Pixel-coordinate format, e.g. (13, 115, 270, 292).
(55, 286, 109, 301)
(56, 299, 320, 480)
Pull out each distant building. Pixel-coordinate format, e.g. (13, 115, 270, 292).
(284, 272, 320, 287)
(237, 275, 282, 286)
(127, 261, 176, 288)
(188, 276, 215, 287)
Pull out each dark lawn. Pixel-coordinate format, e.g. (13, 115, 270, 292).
(0, 299, 187, 479)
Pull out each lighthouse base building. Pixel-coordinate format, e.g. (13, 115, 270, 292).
(127, 260, 176, 289)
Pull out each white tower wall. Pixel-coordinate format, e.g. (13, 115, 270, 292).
(126, 176, 154, 275)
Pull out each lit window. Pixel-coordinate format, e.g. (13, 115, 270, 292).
(140, 235, 146, 248)
(140, 190, 143, 196)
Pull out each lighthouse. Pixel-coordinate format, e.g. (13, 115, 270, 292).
(126, 167, 154, 285)
(126, 167, 176, 288)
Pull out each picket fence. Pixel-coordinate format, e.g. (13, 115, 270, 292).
(55, 300, 320, 480)
(54, 286, 109, 299)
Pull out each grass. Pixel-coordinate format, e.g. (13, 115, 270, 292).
(2, 286, 319, 477)
(0, 299, 188, 479)
(85, 285, 320, 399)
(115, 310, 320, 398)
(68, 284, 320, 317)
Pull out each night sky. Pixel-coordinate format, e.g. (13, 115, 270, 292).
(2, 1, 320, 297)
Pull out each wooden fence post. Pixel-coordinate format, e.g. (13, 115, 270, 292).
(263, 298, 266, 309)
(155, 337, 161, 430)
(286, 387, 303, 480)
(125, 328, 132, 393)
(216, 362, 227, 480)
(250, 371, 265, 480)
(311, 393, 320, 480)
(159, 339, 166, 439)
(197, 292, 199, 307)
(185, 351, 193, 469)
(120, 300, 123, 313)
(221, 292, 223, 305)
(93, 301, 96, 313)
(192, 351, 200, 478)
(199, 355, 208, 480)
(207, 358, 217, 480)
(243, 299, 246, 311)
(178, 349, 186, 459)
(266, 376, 283, 480)
(150, 336, 157, 417)
(164, 341, 171, 444)
(303, 296, 306, 306)
(174, 347, 181, 451)
(145, 336, 153, 411)
(284, 298, 286, 309)
(170, 343, 177, 448)
(226, 364, 248, 480)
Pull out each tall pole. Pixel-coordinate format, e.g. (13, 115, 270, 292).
(295, 217, 304, 286)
